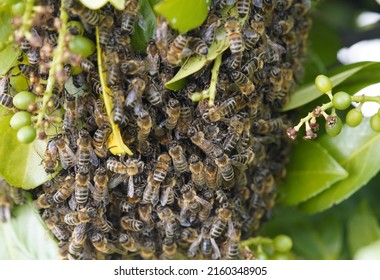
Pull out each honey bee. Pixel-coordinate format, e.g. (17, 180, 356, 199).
(62, 94, 77, 131)
(273, 17, 294, 36)
(292, 2, 309, 17)
(251, 13, 265, 35)
(138, 203, 153, 227)
(157, 206, 180, 240)
(106, 157, 128, 174)
(225, 17, 244, 54)
(0, 76, 13, 109)
(188, 222, 220, 259)
(26, 48, 40, 65)
(120, 0, 140, 35)
(137, 110, 152, 142)
(140, 240, 156, 260)
(180, 227, 199, 244)
(204, 159, 220, 190)
(76, 129, 98, 168)
(140, 84, 158, 109)
(53, 174, 75, 203)
(160, 238, 177, 260)
(207, 96, 246, 122)
(190, 37, 208, 56)
(160, 175, 176, 206)
(202, 13, 222, 46)
(146, 40, 160, 76)
(180, 188, 212, 223)
(94, 213, 114, 233)
(106, 62, 120, 88)
(230, 149, 255, 169)
(35, 193, 54, 209)
(254, 117, 284, 133)
(168, 142, 188, 174)
(167, 34, 191, 65)
(165, 98, 181, 130)
(142, 173, 160, 205)
(237, 0, 250, 18)
(190, 131, 221, 159)
(275, 0, 293, 11)
(210, 205, 232, 238)
(120, 217, 144, 232)
(223, 130, 241, 153)
(80, 58, 95, 73)
(119, 232, 137, 252)
(93, 167, 109, 206)
(45, 216, 70, 241)
(64, 211, 81, 225)
(230, 70, 255, 95)
(74, 166, 92, 207)
(68, 223, 87, 258)
(92, 125, 111, 158)
(98, 15, 114, 46)
(91, 232, 122, 254)
(153, 153, 171, 182)
(222, 220, 241, 259)
(188, 154, 205, 187)
(214, 150, 234, 181)
(243, 27, 260, 50)
(120, 59, 147, 75)
(176, 105, 192, 136)
(41, 139, 59, 174)
(241, 57, 263, 78)
(66, 0, 101, 27)
(77, 206, 97, 223)
(9, 186, 25, 205)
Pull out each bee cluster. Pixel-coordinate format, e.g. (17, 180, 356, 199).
(0, 177, 25, 223)
(6, 0, 310, 259)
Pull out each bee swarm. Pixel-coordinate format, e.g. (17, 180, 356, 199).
(13, 0, 310, 259)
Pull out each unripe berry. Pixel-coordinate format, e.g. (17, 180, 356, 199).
(315, 75, 332, 93)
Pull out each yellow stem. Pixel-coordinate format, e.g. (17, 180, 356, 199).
(95, 27, 133, 156)
(208, 53, 222, 107)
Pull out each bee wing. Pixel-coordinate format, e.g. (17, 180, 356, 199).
(195, 196, 212, 209)
(68, 195, 77, 211)
(210, 237, 221, 260)
(88, 181, 95, 193)
(160, 186, 170, 206)
(127, 176, 134, 198)
(109, 173, 128, 190)
(89, 146, 99, 166)
(188, 232, 203, 257)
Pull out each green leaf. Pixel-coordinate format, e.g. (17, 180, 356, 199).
(0, 201, 58, 259)
(259, 207, 344, 259)
(300, 119, 380, 213)
(278, 141, 348, 206)
(0, 111, 51, 190)
(347, 200, 380, 257)
(154, 0, 210, 34)
(79, 0, 125, 10)
(165, 33, 229, 89)
(0, 9, 19, 75)
(282, 61, 380, 111)
(354, 239, 380, 260)
(131, 0, 157, 52)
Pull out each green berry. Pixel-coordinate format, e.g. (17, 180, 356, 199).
(315, 75, 333, 93)
(13, 91, 36, 110)
(12, 2, 25, 16)
(325, 115, 342, 137)
(273, 235, 293, 253)
(69, 35, 95, 58)
(370, 113, 380, 132)
(346, 108, 363, 127)
(16, 126, 36, 144)
(332, 91, 351, 110)
(10, 111, 32, 130)
(67, 21, 84, 36)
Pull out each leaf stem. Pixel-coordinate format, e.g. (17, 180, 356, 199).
(208, 53, 222, 106)
(36, 0, 68, 129)
(95, 27, 133, 156)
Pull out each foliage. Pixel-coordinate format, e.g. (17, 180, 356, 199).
(0, 199, 58, 259)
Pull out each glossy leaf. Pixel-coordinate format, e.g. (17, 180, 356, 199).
(0, 9, 19, 75)
(165, 31, 229, 89)
(347, 200, 380, 257)
(131, 0, 157, 52)
(259, 206, 344, 260)
(278, 141, 348, 206)
(79, 0, 125, 10)
(354, 240, 380, 260)
(282, 61, 380, 111)
(300, 119, 380, 213)
(154, 0, 210, 34)
(0, 201, 58, 259)
(0, 111, 51, 190)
